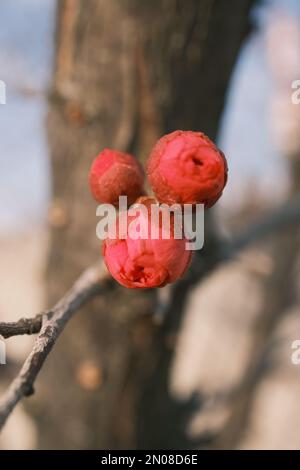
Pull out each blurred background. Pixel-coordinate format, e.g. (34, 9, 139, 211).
(1, 0, 300, 450)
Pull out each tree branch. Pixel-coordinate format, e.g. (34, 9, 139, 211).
(224, 193, 300, 259)
(0, 314, 45, 339)
(0, 195, 299, 431)
(0, 262, 111, 430)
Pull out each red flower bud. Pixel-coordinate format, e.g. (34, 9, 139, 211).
(89, 148, 144, 206)
(147, 130, 228, 208)
(103, 198, 193, 289)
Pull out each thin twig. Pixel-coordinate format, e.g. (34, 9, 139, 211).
(0, 196, 299, 431)
(0, 262, 111, 431)
(224, 193, 300, 259)
(0, 314, 45, 339)
(2, 196, 300, 340)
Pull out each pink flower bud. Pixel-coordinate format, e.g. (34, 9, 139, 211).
(103, 197, 193, 289)
(89, 148, 144, 206)
(147, 130, 227, 208)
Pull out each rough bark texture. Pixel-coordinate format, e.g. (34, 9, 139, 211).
(35, 0, 253, 449)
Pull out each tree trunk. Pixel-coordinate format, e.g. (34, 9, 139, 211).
(34, 0, 253, 449)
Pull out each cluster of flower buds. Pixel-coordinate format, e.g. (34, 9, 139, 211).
(89, 130, 228, 289)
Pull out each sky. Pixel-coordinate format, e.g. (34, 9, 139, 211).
(0, 0, 55, 233)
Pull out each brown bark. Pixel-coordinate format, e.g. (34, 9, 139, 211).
(34, 0, 253, 449)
